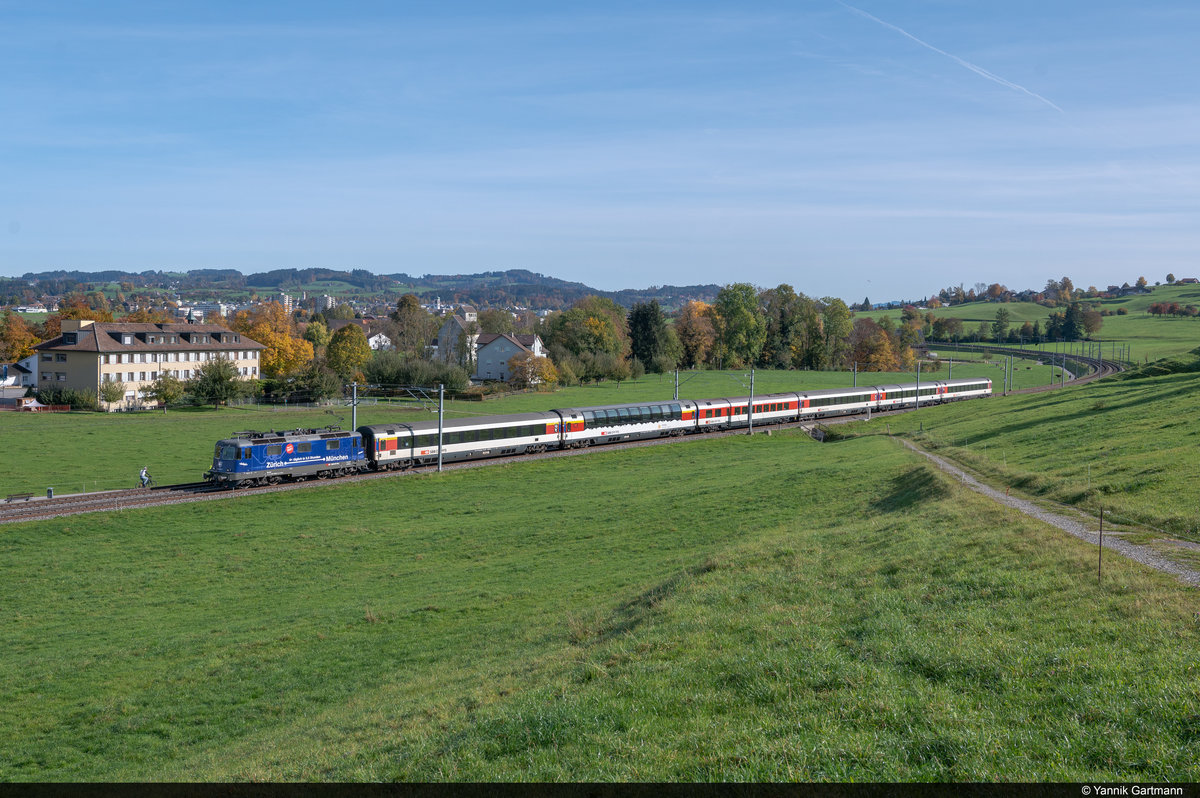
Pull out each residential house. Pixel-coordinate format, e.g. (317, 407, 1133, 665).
(327, 318, 392, 351)
(430, 306, 479, 367)
(472, 333, 547, 382)
(0, 354, 37, 389)
(33, 320, 265, 409)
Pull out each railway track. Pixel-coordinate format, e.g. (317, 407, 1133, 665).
(1, 357, 1123, 524)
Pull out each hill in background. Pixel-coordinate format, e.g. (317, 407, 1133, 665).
(6, 268, 722, 311)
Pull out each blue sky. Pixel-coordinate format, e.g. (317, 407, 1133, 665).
(3, 1, 1199, 302)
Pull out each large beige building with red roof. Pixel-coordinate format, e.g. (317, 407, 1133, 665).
(33, 319, 265, 408)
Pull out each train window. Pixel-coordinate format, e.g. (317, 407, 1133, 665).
(616, 408, 630, 423)
(327, 439, 341, 449)
(267, 445, 282, 456)
(218, 445, 237, 460)
(241, 447, 251, 458)
(297, 442, 311, 453)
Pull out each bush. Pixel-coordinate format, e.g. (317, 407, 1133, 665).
(362, 353, 470, 393)
(36, 386, 99, 411)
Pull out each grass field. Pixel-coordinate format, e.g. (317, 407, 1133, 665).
(0, 363, 1035, 496)
(875, 284, 1200, 363)
(2, 432, 1197, 780)
(835, 350, 1200, 540)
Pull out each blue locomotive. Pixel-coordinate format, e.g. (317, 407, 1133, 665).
(204, 426, 368, 487)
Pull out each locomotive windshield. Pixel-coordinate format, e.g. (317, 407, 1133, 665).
(218, 444, 238, 460)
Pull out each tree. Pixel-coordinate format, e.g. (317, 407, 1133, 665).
(389, 294, 438, 359)
(931, 317, 963, 341)
(543, 298, 624, 359)
(711, 283, 766, 368)
(759, 285, 810, 370)
(478, 308, 516, 335)
(303, 320, 330, 351)
(1063, 303, 1085, 341)
(628, 300, 673, 372)
(506, 353, 558, 390)
(98, 379, 126, 406)
(848, 318, 899, 371)
(143, 373, 185, 408)
(298, 362, 344, 401)
(821, 298, 853, 370)
(0, 310, 39, 363)
(991, 308, 1011, 342)
(1167, 273, 1176, 284)
(674, 301, 715, 369)
(452, 321, 480, 370)
(326, 324, 372, 379)
(1082, 309, 1103, 337)
(231, 302, 314, 378)
(188, 357, 241, 407)
(1136, 276, 1149, 289)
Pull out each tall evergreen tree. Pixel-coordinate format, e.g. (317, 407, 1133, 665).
(627, 300, 671, 370)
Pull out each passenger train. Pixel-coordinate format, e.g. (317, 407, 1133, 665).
(203, 377, 992, 488)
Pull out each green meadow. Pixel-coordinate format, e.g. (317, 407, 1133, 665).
(2, 432, 1197, 781)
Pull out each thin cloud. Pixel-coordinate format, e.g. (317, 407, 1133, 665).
(839, 2, 1064, 114)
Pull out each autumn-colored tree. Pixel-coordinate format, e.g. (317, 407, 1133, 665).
(122, 308, 172, 323)
(674, 301, 716, 369)
(326, 324, 372, 379)
(55, 296, 116, 325)
(0, 311, 39, 362)
(848, 318, 900, 371)
(506, 353, 558, 390)
(231, 302, 314, 378)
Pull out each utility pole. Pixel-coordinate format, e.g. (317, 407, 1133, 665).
(350, 382, 358, 430)
(915, 361, 921, 410)
(748, 369, 755, 434)
(853, 361, 857, 387)
(673, 369, 679, 401)
(437, 383, 444, 473)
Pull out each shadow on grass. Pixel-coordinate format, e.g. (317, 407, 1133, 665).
(567, 558, 722, 646)
(870, 466, 951, 513)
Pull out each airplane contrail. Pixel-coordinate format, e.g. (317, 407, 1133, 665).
(839, 2, 1065, 114)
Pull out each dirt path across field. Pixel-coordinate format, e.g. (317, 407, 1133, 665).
(899, 438, 1200, 588)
